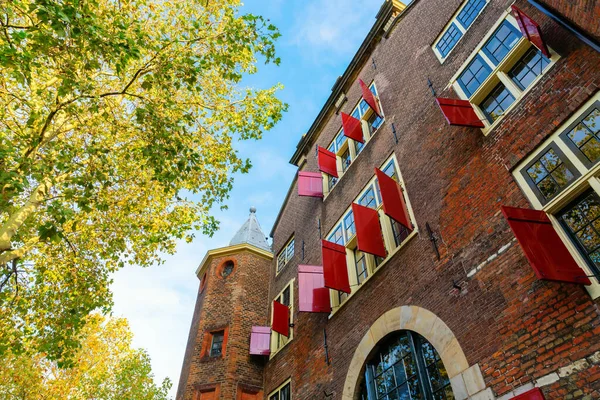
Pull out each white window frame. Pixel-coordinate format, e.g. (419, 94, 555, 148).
(512, 92, 600, 300)
(276, 236, 295, 275)
(432, 0, 491, 63)
(449, 9, 559, 135)
(325, 154, 419, 315)
(270, 279, 294, 357)
(322, 82, 385, 197)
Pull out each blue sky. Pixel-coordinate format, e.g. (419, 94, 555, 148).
(110, 0, 398, 396)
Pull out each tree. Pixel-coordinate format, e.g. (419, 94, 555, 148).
(0, 0, 286, 364)
(0, 314, 172, 400)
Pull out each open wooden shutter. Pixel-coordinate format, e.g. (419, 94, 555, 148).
(511, 388, 545, 400)
(271, 300, 290, 337)
(511, 5, 550, 58)
(375, 168, 412, 230)
(358, 79, 382, 117)
(318, 146, 338, 177)
(352, 203, 387, 258)
(341, 112, 364, 143)
(298, 172, 323, 198)
(298, 265, 331, 313)
(436, 98, 485, 128)
(249, 326, 271, 356)
(321, 240, 351, 294)
(501, 206, 591, 285)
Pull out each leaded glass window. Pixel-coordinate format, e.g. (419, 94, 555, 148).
(362, 331, 453, 400)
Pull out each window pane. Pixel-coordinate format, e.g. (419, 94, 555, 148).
(526, 148, 575, 202)
(458, 55, 492, 97)
(509, 47, 550, 90)
(436, 23, 463, 57)
(558, 191, 600, 275)
(282, 286, 291, 306)
(286, 239, 294, 260)
(368, 113, 383, 135)
(360, 99, 370, 115)
(280, 384, 291, 400)
(336, 132, 348, 149)
(483, 21, 521, 64)
(210, 331, 224, 357)
(355, 139, 364, 155)
(566, 107, 600, 164)
(328, 225, 344, 245)
(354, 249, 368, 285)
(359, 187, 377, 209)
(328, 175, 338, 191)
(391, 219, 410, 247)
(457, 0, 486, 28)
(341, 148, 351, 172)
(480, 83, 515, 123)
(344, 212, 356, 240)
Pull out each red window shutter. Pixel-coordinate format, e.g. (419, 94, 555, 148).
(341, 112, 364, 143)
(318, 146, 338, 178)
(375, 168, 412, 230)
(352, 203, 387, 258)
(298, 265, 331, 313)
(511, 6, 550, 58)
(271, 300, 290, 337)
(322, 240, 351, 294)
(435, 98, 485, 128)
(511, 388, 545, 400)
(298, 172, 323, 198)
(249, 326, 271, 356)
(358, 79, 382, 117)
(501, 206, 591, 285)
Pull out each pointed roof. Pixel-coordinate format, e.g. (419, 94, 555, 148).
(229, 207, 271, 251)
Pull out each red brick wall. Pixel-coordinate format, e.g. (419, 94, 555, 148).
(266, 0, 600, 398)
(177, 251, 271, 400)
(539, 0, 600, 42)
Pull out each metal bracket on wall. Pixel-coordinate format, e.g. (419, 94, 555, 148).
(391, 122, 399, 144)
(302, 240, 305, 261)
(427, 78, 436, 97)
(426, 222, 441, 261)
(371, 57, 377, 70)
(323, 328, 330, 365)
(318, 218, 322, 239)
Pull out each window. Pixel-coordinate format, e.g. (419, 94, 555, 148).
(480, 83, 515, 123)
(360, 331, 453, 400)
(210, 331, 224, 357)
(269, 380, 291, 400)
(221, 260, 234, 278)
(271, 281, 294, 354)
(482, 21, 521, 65)
(514, 93, 600, 291)
(324, 82, 383, 196)
(327, 155, 417, 311)
(452, 12, 557, 132)
(432, 0, 490, 62)
(276, 237, 295, 274)
(457, 55, 492, 97)
(508, 47, 551, 90)
(436, 23, 463, 58)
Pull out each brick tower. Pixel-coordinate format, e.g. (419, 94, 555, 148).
(177, 207, 272, 400)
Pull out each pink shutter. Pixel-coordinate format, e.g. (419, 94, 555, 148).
(341, 112, 364, 143)
(375, 168, 412, 230)
(352, 203, 387, 258)
(249, 326, 271, 356)
(501, 206, 591, 285)
(511, 388, 545, 400)
(436, 98, 485, 128)
(322, 240, 351, 294)
(358, 79, 382, 117)
(318, 146, 338, 178)
(271, 300, 290, 337)
(298, 265, 331, 313)
(511, 6, 550, 58)
(298, 172, 323, 198)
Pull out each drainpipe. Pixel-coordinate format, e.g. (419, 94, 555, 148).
(528, 0, 600, 53)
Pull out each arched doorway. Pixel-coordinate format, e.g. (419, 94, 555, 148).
(358, 331, 454, 400)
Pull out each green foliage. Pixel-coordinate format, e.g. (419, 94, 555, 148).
(0, 0, 286, 365)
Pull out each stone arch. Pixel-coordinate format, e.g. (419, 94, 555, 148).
(342, 305, 476, 399)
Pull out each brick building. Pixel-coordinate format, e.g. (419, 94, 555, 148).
(177, 0, 600, 399)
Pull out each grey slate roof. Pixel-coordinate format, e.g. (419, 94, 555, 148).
(229, 207, 271, 252)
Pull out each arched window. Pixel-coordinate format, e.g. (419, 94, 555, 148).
(359, 331, 454, 400)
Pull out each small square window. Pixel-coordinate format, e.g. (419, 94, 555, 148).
(482, 21, 522, 65)
(521, 143, 579, 205)
(210, 331, 224, 357)
(480, 83, 515, 123)
(508, 47, 551, 90)
(457, 55, 492, 97)
(457, 0, 487, 29)
(436, 23, 463, 58)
